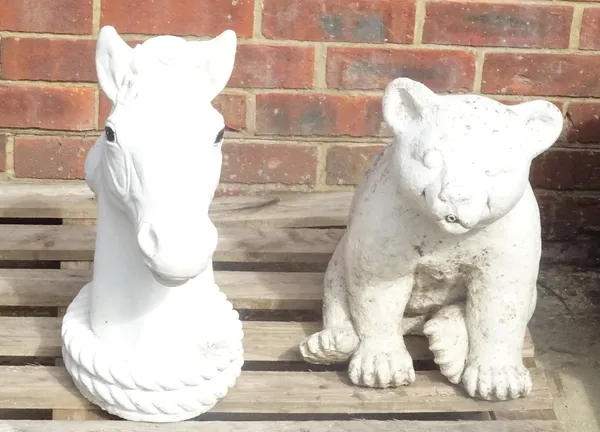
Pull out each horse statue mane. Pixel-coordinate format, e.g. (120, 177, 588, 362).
(61, 26, 243, 422)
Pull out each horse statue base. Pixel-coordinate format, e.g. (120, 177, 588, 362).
(62, 283, 244, 422)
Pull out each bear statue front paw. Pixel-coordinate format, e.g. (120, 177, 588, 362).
(461, 361, 532, 401)
(348, 338, 415, 388)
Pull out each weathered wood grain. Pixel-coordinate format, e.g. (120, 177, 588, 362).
(0, 183, 352, 228)
(0, 316, 535, 361)
(0, 225, 343, 264)
(0, 419, 566, 431)
(0, 366, 553, 414)
(0, 269, 324, 310)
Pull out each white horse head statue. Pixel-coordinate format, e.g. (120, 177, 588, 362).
(85, 25, 236, 286)
(61, 27, 243, 423)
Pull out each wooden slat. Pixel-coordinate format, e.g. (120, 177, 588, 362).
(0, 316, 535, 361)
(0, 366, 553, 414)
(0, 183, 352, 228)
(0, 225, 342, 264)
(210, 192, 352, 228)
(0, 420, 567, 432)
(0, 269, 323, 310)
(0, 183, 94, 219)
(493, 409, 558, 421)
(0, 318, 320, 361)
(59, 220, 96, 274)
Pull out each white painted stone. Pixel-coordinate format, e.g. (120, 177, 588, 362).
(61, 26, 243, 422)
(299, 77, 563, 401)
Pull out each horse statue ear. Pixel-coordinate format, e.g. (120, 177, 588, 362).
(188, 30, 237, 102)
(96, 26, 134, 103)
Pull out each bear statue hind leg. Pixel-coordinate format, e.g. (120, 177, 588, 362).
(423, 304, 469, 385)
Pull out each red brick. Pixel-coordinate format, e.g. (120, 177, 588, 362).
(212, 94, 247, 131)
(531, 148, 600, 190)
(482, 53, 600, 97)
(326, 47, 475, 92)
(99, 92, 247, 131)
(101, 0, 254, 37)
(554, 196, 600, 240)
(256, 93, 390, 137)
(0, 0, 92, 34)
(221, 142, 317, 184)
(424, 2, 572, 48)
(0, 135, 7, 173)
(0, 85, 95, 131)
(536, 192, 554, 239)
(14, 136, 95, 179)
(229, 45, 314, 89)
(262, 0, 415, 44)
(537, 192, 600, 241)
(580, 8, 600, 50)
(0, 38, 95, 82)
(566, 103, 600, 143)
(542, 239, 600, 267)
(326, 145, 384, 185)
(98, 94, 112, 128)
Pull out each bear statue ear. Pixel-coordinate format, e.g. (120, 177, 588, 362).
(382, 77, 438, 134)
(511, 100, 564, 159)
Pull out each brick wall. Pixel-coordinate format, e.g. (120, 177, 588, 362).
(1, 0, 600, 265)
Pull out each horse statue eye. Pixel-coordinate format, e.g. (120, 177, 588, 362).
(105, 126, 116, 143)
(214, 128, 225, 144)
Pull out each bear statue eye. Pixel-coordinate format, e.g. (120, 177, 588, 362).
(104, 126, 116, 143)
(214, 128, 225, 145)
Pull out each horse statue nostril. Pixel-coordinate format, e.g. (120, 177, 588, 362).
(445, 214, 458, 224)
(137, 222, 158, 259)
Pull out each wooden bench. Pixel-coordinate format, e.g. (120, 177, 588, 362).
(0, 182, 565, 431)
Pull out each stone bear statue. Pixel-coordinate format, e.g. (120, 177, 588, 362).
(299, 77, 563, 401)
